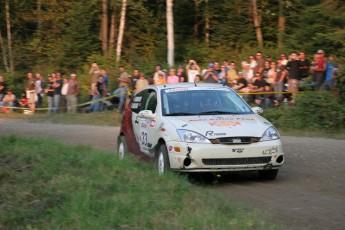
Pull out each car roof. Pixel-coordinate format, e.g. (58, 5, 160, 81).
(145, 82, 228, 90)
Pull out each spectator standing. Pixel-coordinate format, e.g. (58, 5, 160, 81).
(135, 73, 149, 92)
(203, 63, 218, 83)
(35, 73, 44, 108)
(167, 69, 179, 84)
(280, 53, 288, 66)
(298, 52, 310, 86)
(263, 60, 271, 79)
(91, 75, 107, 112)
(26, 72, 37, 113)
(254, 51, 265, 74)
(248, 55, 257, 83)
(45, 75, 55, 114)
(0, 89, 16, 113)
(266, 61, 277, 87)
(213, 61, 221, 74)
(218, 65, 227, 84)
(52, 73, 62, 113)
(186, 60, 201, 82)
(61, 77, 69, 112)
(89, 62, 100, 85)
(226, 62, 237, 86)
(112, 66, 130, 112)
(0, 75, 7, 101)
(310, 53, 319, 88)
(130, 69, 140, 92)
(67, 73, 80, 113)
(314, 49, 326, 90)
(101, 70, 110, 95)
(286, 52, 301, 103)
(177, 65, 186, 82)
(153, 65, 166, 84)
(155, 72, 167, 84)
(320, 55, 338, 91)
(274, 59, 287, 104)
(223, 59, 231, 72)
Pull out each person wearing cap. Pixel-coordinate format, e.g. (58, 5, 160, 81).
(155, 72, 167, 84)
(67, 74, 80, 113)
(314, 49, 326, 90)
(203, 63, 218, 83)
(320, 54, 338, 91)
(0, 89, 16, 113)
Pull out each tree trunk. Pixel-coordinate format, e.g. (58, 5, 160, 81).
(101, 0, 108, 56)
(251, 0, 263, 48)
(205, 0, 209, 45)
(277, 0, 285, 48)
(0, 30, 9, 72)
(37, 0, 42, 35)
(109, 4, 117, 54)
(166, 0, 174, 67)
(116, 0, 127, 64)
(5, 0, 14, 72)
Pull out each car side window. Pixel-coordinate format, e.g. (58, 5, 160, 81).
(131, 89, 156, 114)
(145, 91, 157, 113)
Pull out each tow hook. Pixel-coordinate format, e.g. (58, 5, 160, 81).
(183, 146, 192, 166)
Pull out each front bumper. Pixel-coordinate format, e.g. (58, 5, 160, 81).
(166, 140, 284, 172)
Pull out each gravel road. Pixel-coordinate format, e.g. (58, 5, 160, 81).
(1, 118, 345, 230)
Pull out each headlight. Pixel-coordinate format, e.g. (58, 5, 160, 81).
(260, 127, 280, 141)
(176, 130, 211, 143)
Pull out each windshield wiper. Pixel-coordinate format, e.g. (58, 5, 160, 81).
(197, 111, 238, 115)
(165, 112, 196, 116)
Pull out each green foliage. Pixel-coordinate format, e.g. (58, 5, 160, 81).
(0, 136, 281, 229)
(263, 91, 345, 131)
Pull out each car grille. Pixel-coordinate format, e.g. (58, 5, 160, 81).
(202, 156, 271, 166)
(210, 137, 260, 144)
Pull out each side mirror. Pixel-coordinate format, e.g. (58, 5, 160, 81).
(252, 106, 263, 114)
(138, 110, 155, 119)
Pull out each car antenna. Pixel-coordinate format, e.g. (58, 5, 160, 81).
(193, 74, 198, 87)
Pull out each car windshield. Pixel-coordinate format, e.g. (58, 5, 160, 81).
(161, 86, 253, 116)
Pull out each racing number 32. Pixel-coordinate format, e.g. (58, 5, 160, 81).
(141, 131, 148, 146)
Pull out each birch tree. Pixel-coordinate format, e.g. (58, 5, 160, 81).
(5, 0, 14, 72)
(166, 0, 174, 67)
(116, 0, 127, 63)
(101, 0, 108, 56)
(0, 30, 9, 72)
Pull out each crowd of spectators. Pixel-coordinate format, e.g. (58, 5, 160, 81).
(0, 49, 340, 114)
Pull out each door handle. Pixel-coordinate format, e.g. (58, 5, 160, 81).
(135, 120, 139, 124)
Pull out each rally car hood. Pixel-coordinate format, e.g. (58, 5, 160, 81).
(165, 114, 271, 138)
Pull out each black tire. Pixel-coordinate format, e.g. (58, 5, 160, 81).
(157, 144, 170, 175)
(118, 135, 128, 159)
(258, 169, 279, 180)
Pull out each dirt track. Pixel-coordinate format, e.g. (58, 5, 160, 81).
(1, 118, 345, 230)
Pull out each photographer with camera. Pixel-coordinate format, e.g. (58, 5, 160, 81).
(203, 63, 219, 83)
(186, 59, 201, 82)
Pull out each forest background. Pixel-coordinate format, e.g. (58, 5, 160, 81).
(0, 0, 345, 98)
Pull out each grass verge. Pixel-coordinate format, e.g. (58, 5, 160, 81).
(0, 135, 281, 230)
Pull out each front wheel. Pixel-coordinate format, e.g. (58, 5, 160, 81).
(157, 144, 170, 175)
(258, 169, 279, 180)
(118, 136, 127, 159)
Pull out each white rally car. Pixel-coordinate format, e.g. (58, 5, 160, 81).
(118, 83, 284, 179)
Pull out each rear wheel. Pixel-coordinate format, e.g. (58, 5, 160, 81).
(258, 169, 278, 180)
(118, 136, 127, 159)
(157, 144, 170, 175)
